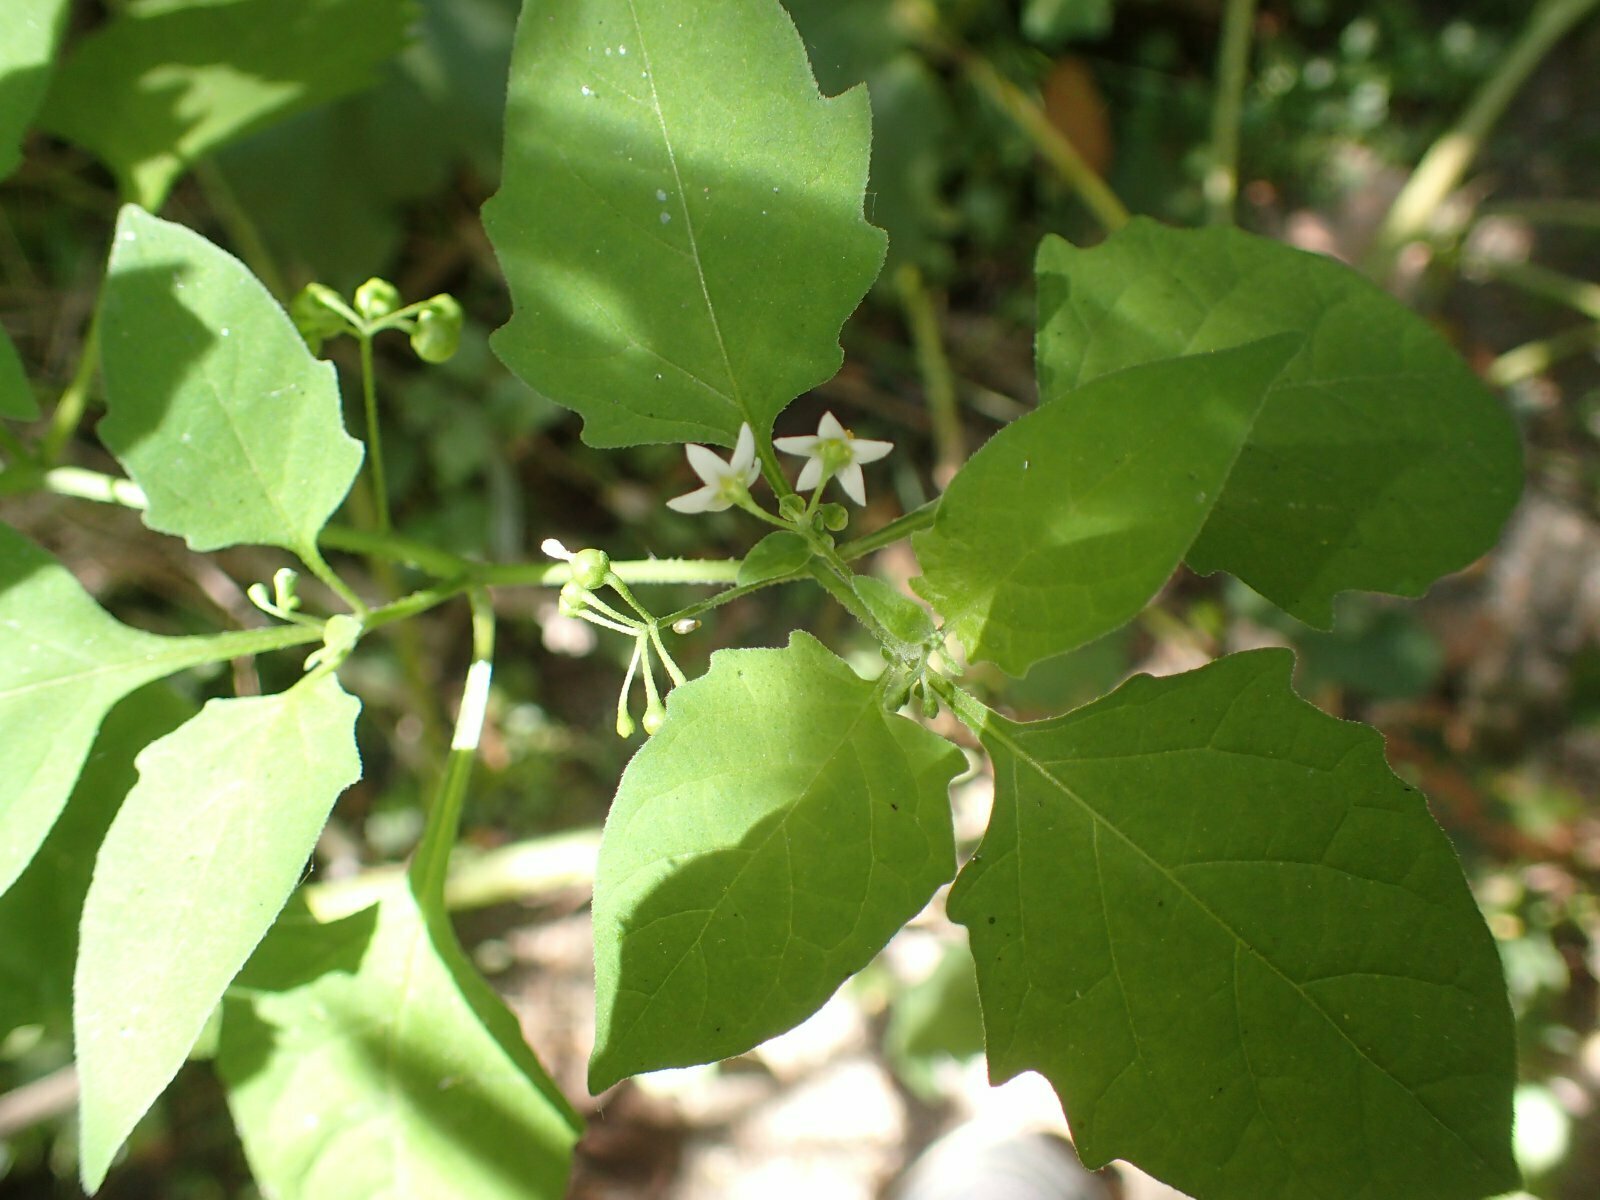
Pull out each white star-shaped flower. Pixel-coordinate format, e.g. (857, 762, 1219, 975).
(666, 423, 761, 513)
(774, 412, 894, 506)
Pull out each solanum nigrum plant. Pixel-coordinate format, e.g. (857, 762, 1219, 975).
(2, 0, 1577, 1196)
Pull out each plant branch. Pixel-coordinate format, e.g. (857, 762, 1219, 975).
(1366, 0, 1600, 278)
(40, 309, 101, 464)
(839, 498, 939, 562)
(896, 263, 964, 484)
(357, 334, 391, 534)
(1486, 323, 1600, 387)
(1205, 0, 1259, 226)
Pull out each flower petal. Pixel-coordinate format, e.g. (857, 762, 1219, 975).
(816, 411, 848, 441)
(848, 436, 894, 464)
(774, 434, 820, 456)
(838, 463, 867, 506)
(666, 486, 717, 513)
(796, 457, 825, 492)
(684, 442, 731, 486)
(730, 423, 756, 474)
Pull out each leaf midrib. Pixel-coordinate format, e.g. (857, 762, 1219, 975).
(981, 714, 1501, 1180)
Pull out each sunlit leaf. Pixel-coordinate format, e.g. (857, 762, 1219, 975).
(1036, 221, 1522, 625)
(485, 0, 885, 448)
(590, 631, 962, 1090)
(0, 523, 295, 896)
(0, 684, 193, 1040)
(38, 0, 414, 208)
(219, 887, 580, 1199)
(0, 0, 70, 180)
(76, 674, 362, 1193)
(949, 649, 1517, 1200)
(98, 205, 363, 557)
(914, 338, 1298, 675)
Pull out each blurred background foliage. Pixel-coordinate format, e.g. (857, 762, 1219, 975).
(2, 0, 1599, 1195)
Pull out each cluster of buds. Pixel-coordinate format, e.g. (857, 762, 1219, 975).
(290, 276, 464, 364)
(541, 539, 688, 738)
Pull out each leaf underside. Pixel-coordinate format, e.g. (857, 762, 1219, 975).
(485, 0, 886, 447)
(590, 631, 962, 1090)
(75, 676, 362, 1193)
(949, 649, 1517, 1200)
(219, 886, 580, 1200)
(0, 0, 70, 182)
(1035, 220, 1523, 626)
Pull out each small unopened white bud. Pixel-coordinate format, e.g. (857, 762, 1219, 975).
(671, 618, 701, 635)
(540, 537, 573, 561)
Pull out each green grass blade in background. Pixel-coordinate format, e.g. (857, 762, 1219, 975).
(219, 887, 580, 1199)
(98, 206, 363, 558)
(913, 338, 1298, 676)
(0, 328, 36, 420)
(485, 0, 886, 448)
(38, 0, 413, 209)
(949, 649, 1518, 1200)
(589, 631, 962, 1090)
(1036, 221, 1523, 627)
(0, 0, 69, 181)
(75, 675, 362, 1193)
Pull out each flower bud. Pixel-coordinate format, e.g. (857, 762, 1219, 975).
(410, 294, 463, 363)
(819, 502, 849, 532)
(671, 617, 701, 635)
(557, 581, 587, 618)
(642, 703, 667, 735)
(778, 494, 807, 523)
(570, 547, 611, 590)
(354, 277, 402, 320)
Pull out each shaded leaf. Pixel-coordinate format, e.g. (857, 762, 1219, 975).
(0, 0, 70, 181)
(913, 338, 1298, 675)
(0, 523, 294, 896)
(949, 649, 1517, 1200)
(98, 206, 364, 557)
(0, 684, 194, 1040)
(590, 631, 962, 1090)
(219, 888, 580, 1199)
(736, 530, 811, 586)
(75, 674, 362, 1193)
(0, 326, 34, 419)
(1036, 221, 1522, 625)
(485, 0, 885, 448)
(38, 0, 414, 208)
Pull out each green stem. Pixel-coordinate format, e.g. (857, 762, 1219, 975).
(646, 622, 687, 687)
(40, 311, 101, 464)
(1485, 323, 1600, 388)
(358, 335, 391, 535)
(806, 555, 890, 644)
(1206, 0, 1259, 226)
(1366, 0, 1600, 277)
(895, 263, 964, 483)
(480, 555, 743, 588)
(298, 540, 368, 617)
(958, 52, 1130, 235)
(658, 571, 805, 628)
(1481, 198, 1600, 231)
(320, 523, 468, 577)
(410, 586, 496, 909)
(929, 674, 994, 736)
(838, 499, 939, 562)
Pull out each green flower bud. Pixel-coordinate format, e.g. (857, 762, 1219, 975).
(354, 277, 402, 320)
(642, 703, 667, 735)
(570, 547, 611, 590)
(288, 283, 347, 350)
(410, 294, 463, 363)
(616, 709, 636, 738)
(778, 494, 807, 523)
(819, 502, 849, 532)
(558, 581, 587, 618)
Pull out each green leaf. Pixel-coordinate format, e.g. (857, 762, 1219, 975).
(0, 325, 35, 419)
(484, 0, 886, 448)
(0, 523, 299, 897)
(98, 205, 364, 557)
(855, 574, 936, 647)
(736, 529, 812, 586)
(913, 337, 1299, 676)
(219, 888, 580, 1199)
(0, 0, 70, 181)
(948, 649, 1517, 1200)
(1023, 0, 1115, 46)
(0, 684, 194, 1040)
(75, 674, 362, 1193)
(37, 0, 414, 209)
(590, 630, 962, 1090)
(1036, 221, 1523, 626)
